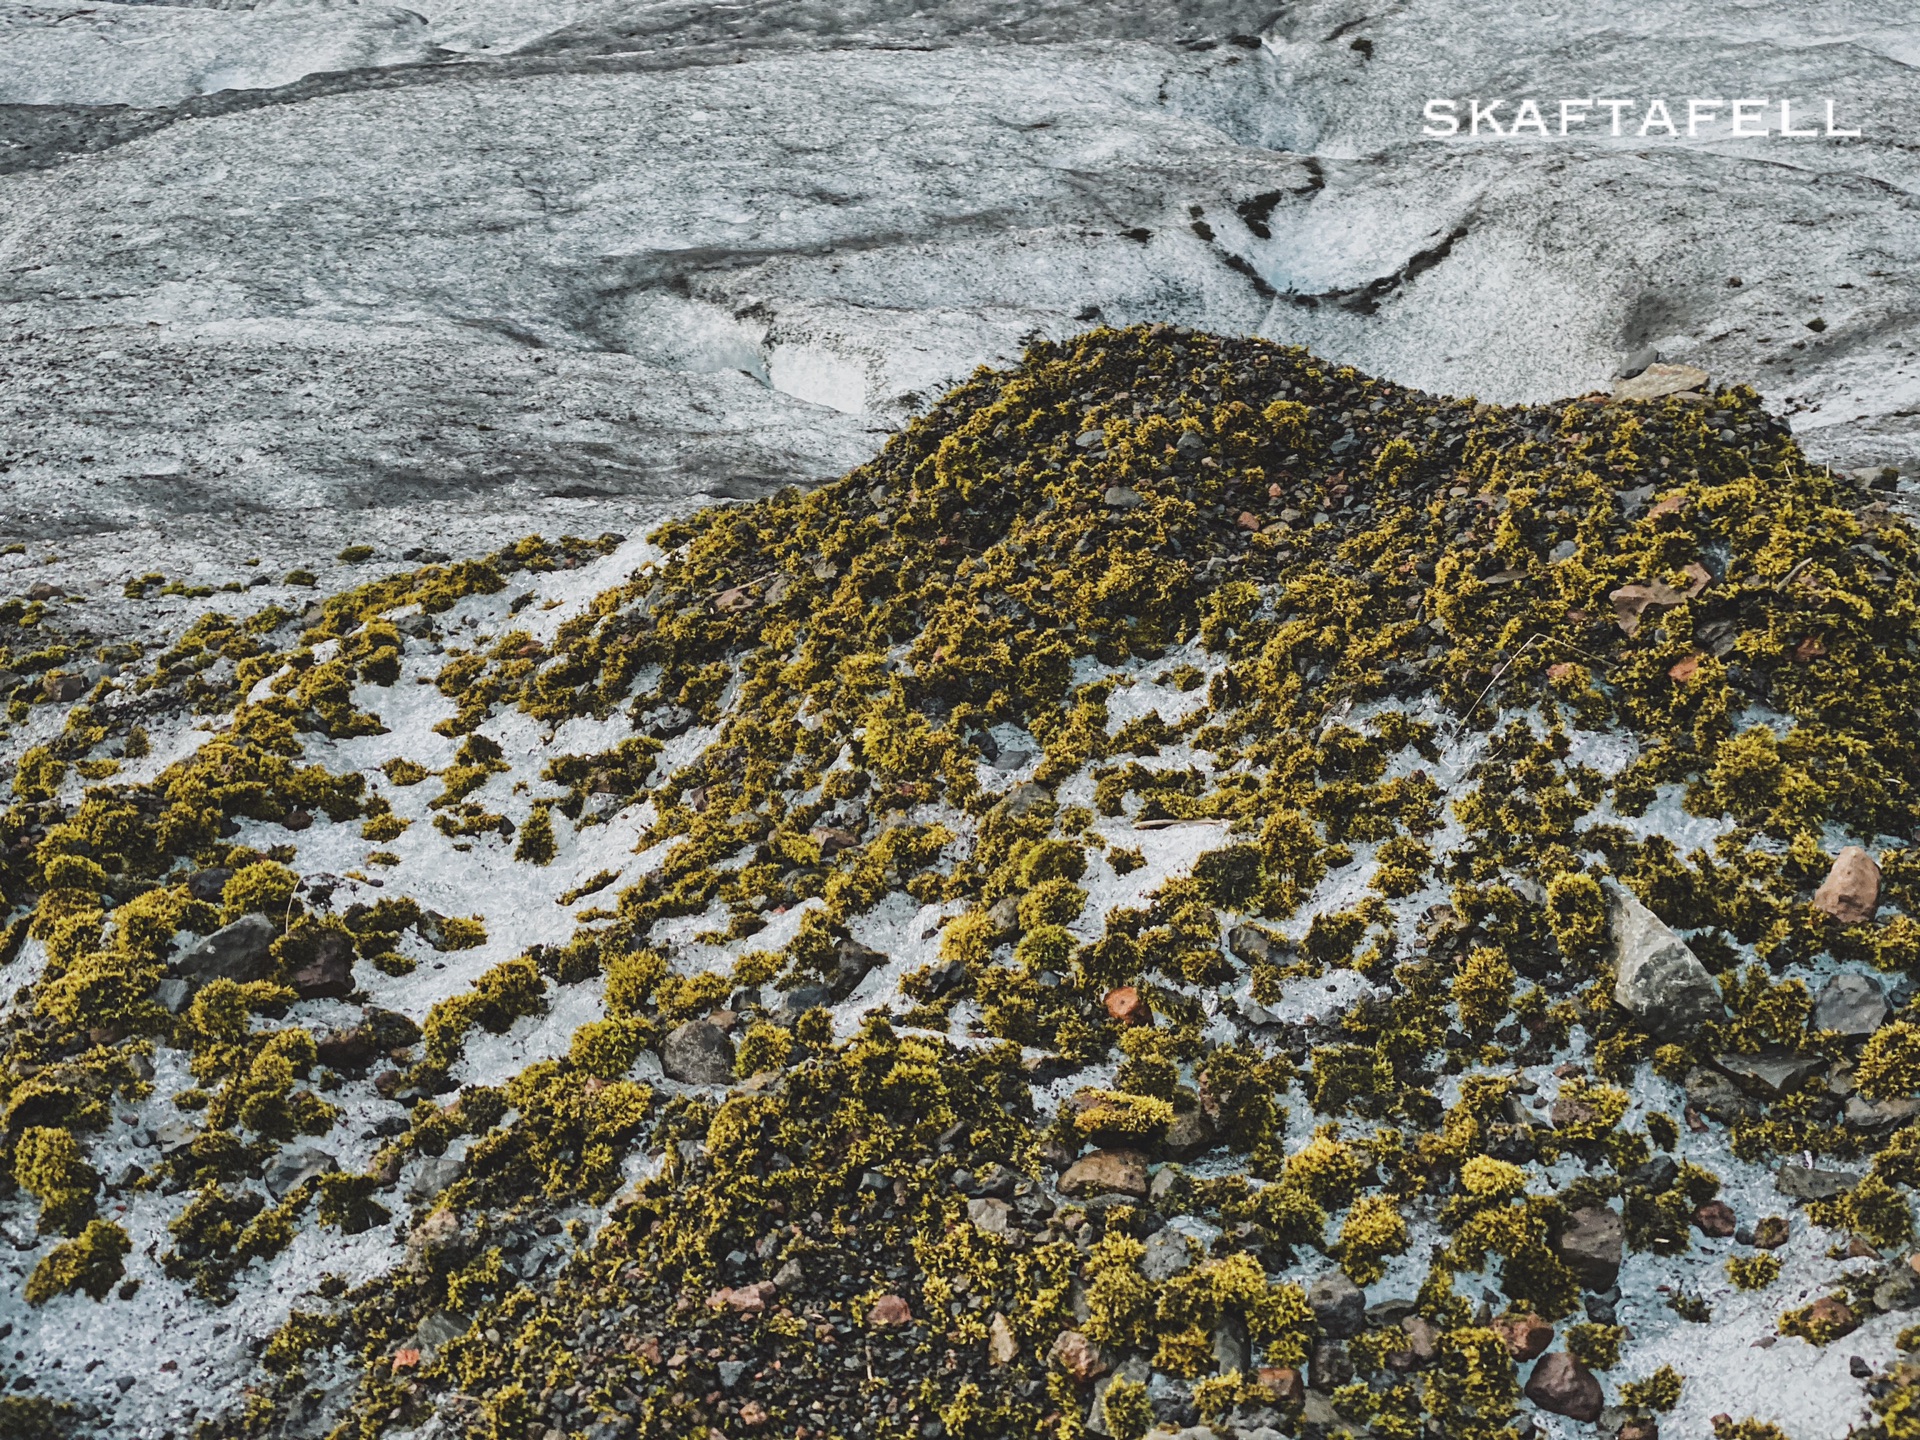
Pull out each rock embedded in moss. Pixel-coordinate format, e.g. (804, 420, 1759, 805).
(1815, 972, 1890, 1037)
(1058, 1149, 1149, 1199)
(172, 913, 277, 985)
(1814, 845, 1882, 924)
(1607, 883, 1724, 1038)
(1526, 1350, 1604, 1421)
(1554, 1205, 1625, 1292)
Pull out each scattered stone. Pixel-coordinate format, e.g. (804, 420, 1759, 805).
(1308, 1338, 1352, 1391)
(1493, 1313, 1554, 1361)
(263, 1146, 337, 1199)
(1619, 1417, 1659, 1440)
(173, 914, 278, 985)
(708, 1281, 778, 1315)
(414, 1310, 470, 1352)
(408, 1155, 463, 1202)
(967, 1197, 1015, 1240)
(1161, 1104, 1214, 1160)
(1254, 1365, 1304, 1406)
(186, 867, 233, 903)
(1613, 362, 1710, 402)
(986, 894, 1023, 938)
(1753, 1215, 1790, 1249)
(717, 1359, 749, 1390)
(1797, 1296, 1859, 1339)
(1814, 972, 1889, 1038)
(986, 1311, 1017, 1366)
(1813, 847, 1881, 924)
(1554, 1206, 1624, 1292)
(1686, 1067, 1763, 1124)
(1050, 1329, 1108, 1383)
(866, 1294, 912, 1328)
(1525, 1351, 1604, 1421)
(1141, 1229, 1194, 1283)
(1847, 1093, 1920, 1128)
(1693, 1200, 1737, 1237)
(1226, 923, 1284, 965)
(153, 978, 192, 1014)
(1714, 1052, 1824, 1099)
(1608, 884, 1725, 1037)
(1058, 1150, 1149, 1199)
(1104, 986, 1149, 1026)
(1212, 1315, 1249, 1375)
(1000, 782, 1053, 818)
(661, 1020, 736, 1086)
(316, 1026, 376, 1070)
(1102, 486, 1142, 509)
(1775, 1164, 1860, 1201)
(1615, 346, 1661, 380)
(288, 929, 356, 999)
(1387, 1316, 1441, 1371)
(1306, 1271, 1365, 1338)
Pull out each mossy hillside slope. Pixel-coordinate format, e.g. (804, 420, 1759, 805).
(2, 326, 1919, 1440)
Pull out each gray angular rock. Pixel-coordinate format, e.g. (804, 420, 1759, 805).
(1774, 1164, 1860, 1201)
(1308, 1337, 1353, 1391)
(1607, 883, 1724, 1038)
(1001, 782, 1054, 818)
(173, 913, 278, 985)
(1140, 1227, 1195, 1282)
(1227, 923, 1286, 966)
(263, 1146, 337, 1199)
(414, 1310, 470, 1352)
(1210, 1315, 1248, 1375)
(967, 1197, 1015, 1239)
(1815, 972, 1889, 1038)
(1552, 1206, 1623, 1292)
(1714, 1051, 1825, 1099)
(153, 977, 192, 1014)
(660, 1019, 736, 1085)
(986, 894, 1023, 939)
(408, 1154, 464, 1202)
(1686, 1066, 1763, 1123)
(1306, 1271, 1365, 1338)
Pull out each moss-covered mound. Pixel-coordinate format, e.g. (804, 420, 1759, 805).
(7, 326, 1920, 1440)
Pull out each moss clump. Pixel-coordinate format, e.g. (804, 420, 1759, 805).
(25, 1219, 129, 1303)
(512, 803, 557, 864)
(1727, 1253, 1781, 1290)
(13, 1126, 99, 1236)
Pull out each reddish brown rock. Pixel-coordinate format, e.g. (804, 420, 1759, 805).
(1386, 1316, 1441, 1372)
(708, 1281, 779, 1315)
(866, 1294, 912, 1328)
(1800, 1296, 1859, 1338)
(1814, 847, 1881, 925)
(1620, 1419, 1659, 1440)
(1048, 1329, 1108, 1383)
(1693, 1200, 1737, 1237)
(1525, 1351, 1604, 1422)
(738, 1401, 770, 1429)
(1057, 1149, 1149, 1199)
(1255, 1366, 1304, 1404)
(1103, 986, 1150, 1027)
(288, 930, 355, 1000)
(1493, 1313, 1555, 1361)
